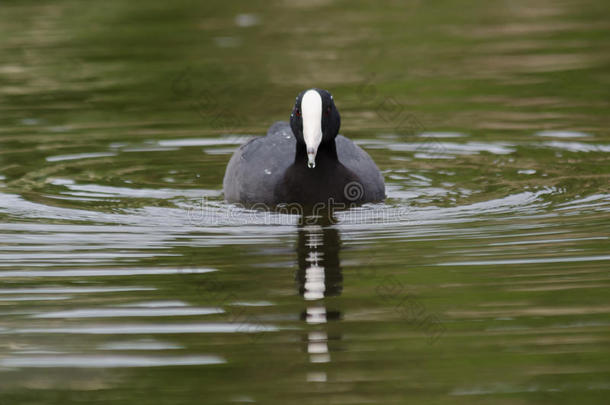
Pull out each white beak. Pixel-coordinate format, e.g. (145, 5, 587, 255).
(301, 89, 322, 169)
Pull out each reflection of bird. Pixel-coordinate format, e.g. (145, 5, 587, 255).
(295, 215, 343, 299)
(294, 214, 344, 371)
(223, 88, 385, 205)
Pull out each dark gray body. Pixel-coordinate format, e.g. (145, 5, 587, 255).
(223, 121, 385, 206)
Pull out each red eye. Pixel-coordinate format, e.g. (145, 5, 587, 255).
(295, 109, 301, 117)
(324, 106, 331, 115)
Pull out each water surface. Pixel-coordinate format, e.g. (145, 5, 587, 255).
(1, 0, 609, 404)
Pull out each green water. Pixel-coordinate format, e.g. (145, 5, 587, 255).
(1, 0, 609, 404)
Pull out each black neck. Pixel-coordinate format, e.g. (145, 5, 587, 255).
(294, 139, 338, 166)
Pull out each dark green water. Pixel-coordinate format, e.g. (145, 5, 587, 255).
(1, 1, 609, 404)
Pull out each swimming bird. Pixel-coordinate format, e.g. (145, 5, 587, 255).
(223, 88, 385, 206)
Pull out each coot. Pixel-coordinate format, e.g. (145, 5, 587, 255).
(223, 88, 385, 206)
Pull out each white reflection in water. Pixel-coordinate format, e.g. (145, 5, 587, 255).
(303, 225, 326, 301)
(487, 236, 608, 247)
(437, 254, 610, 266)
(298, 219, 343, 376)
(60, 182, 217, 199)
(304, 265, 325, 301)
(535, 130, 592, 138)
(414, 152, 455, 160)
(308, 331, 330, 364)
(45, 152, 116, 162)
(33, 307, 224, 318)
(0, 354, 225, 368)
(119, 300, 189, 307)
(0, 295, 70, 301)
(542, 141, 610, 153)
(12, 323, 279, 334)
(157, 137, 249, 147)
(307, 371, 328, 382)
(387, 141, 515, 155)
(0, 286, 155, 294)
(556, 194, 610, 210)
(98, 340, 183, 351)
(305, 306, 327, 325)
(230, 301, 274, 307)
(418, 132, 467, 138)
(0, 268, 215, 278)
